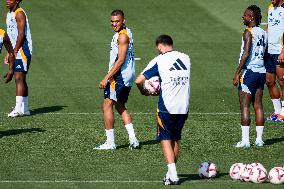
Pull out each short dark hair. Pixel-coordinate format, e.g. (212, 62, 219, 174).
(155, 35, 173, 46)
(247, 5, 262, 26)
(111, 9, 124, 18)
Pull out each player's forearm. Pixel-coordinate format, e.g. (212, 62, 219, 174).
(8, 53, 15, 71)
(104, 59, 125, 80)
(135, 75, 146, 95)
(235, 54, 249, 75)
(14, 33, 24, 54)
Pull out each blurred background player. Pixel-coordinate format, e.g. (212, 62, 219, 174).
(95, 9, 139, 150)
(136, 35, 191, 185)
(0, 28, 15, 83)
(5, 0, 32, 117)
(233, 5, 267, 147)
(265, 0, 284, 122)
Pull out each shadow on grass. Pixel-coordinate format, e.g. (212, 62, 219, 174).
(116, 139, 158, 149)
(264, 137, 284, 145)
(30, 105, 67, 115)
(178, 172, 228, 183)
(0, 128, 46, 138)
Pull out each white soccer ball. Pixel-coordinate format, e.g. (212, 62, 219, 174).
(250, 164, 267, 183)
(268, 167, 284, 184)
(239, 164, 253, 182)
(144, 76, 160, 94)
(229, 163, 245, 180)
(251, 162, 265, 170)
(198, 161, 217, 178)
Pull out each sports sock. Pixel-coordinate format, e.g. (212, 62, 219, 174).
(280, 101, 284, 116)
(272, 99, 281, 114)
(256, 126, 264, 141)
(125, 123, 136, 139)
(167, 163, 178, 181)
(105, 129, 115, 143)
(21, 96, 28, 113)
(15, 96, 23, 113)
(241, 125, 250, 143)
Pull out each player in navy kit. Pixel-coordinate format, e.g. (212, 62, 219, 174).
(233, 5, 267, 148)
(136, 35, 191, 185)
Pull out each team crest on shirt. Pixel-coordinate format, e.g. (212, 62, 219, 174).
(280, 12, 283, 17)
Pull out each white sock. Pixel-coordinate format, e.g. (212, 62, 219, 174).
(280, 101, 284, 116)
(272, 99, 281, 114)
(21, 96, 28, 113)
(256, 126, 264, 141)
(241, 125, 250, 143)
(125, 123, 136, 139)
(167, 163, 178, 181)
(15, 96, 23, 113)
(105, 129, 114, 143)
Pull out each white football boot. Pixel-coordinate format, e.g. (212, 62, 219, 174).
(129, 137, 140, 149)
(254, 140, 264, 147)
(8, 109, 23, 118)
(93, 141, 116, 150)
(235, 141, 250, 148)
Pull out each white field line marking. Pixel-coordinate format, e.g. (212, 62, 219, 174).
(1, 112, 241, 115)
(0, 180, 236, 184)
(260, 22, 268, 25)
(134, 57, 141, 61)
(0, 112, 272, 115)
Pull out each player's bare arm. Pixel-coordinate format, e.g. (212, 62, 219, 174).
(278, 32, 284, 63)
(14, 11, 26, 56)
(135, 74, 147, 95)
(233, 29, 252, 86)
(3, 33, 15, 83)
(99, 33, 129, 89)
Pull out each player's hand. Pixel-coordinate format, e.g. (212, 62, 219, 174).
(278, 52, 284, 64)
(4, 69, 14, 83)
(148, 90, 160, 96)
(99, 78, 108, 89)
(3, 53, 9, 65)
(233, 74, 239, 86)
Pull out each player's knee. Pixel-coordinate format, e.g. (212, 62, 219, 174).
(266, 79, 275, 87)
(115, 103, 126, 114)
(241, 117, 251, 126)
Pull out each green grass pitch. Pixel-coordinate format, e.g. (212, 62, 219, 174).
(0, 0, 283, 188)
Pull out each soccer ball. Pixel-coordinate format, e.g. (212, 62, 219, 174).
(229, 163, 245, 180)
(144, 76, 160, 94)
(198, 161, 217, 178)
(251, 162, 266, 170)
(239, 164, 253, 182)
(268, 167, 284, 184)
(250, 164, 267, 183)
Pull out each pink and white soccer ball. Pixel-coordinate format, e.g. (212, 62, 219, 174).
(144, 76, 160, 94)
(239, 164, 253, 182)
(229, 163, 245, 180)
(268, 167, 284, 184)
(198, 161, 217, 178)
(250, 164, 267, 183)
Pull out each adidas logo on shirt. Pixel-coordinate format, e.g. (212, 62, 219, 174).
(16, 65, 21, 69)
(169, 58, 187, 71)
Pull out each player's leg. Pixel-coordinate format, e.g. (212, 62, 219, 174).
(158, 112, 186, 185)
(265, 53, 281, 121)
(115, 102, 140, 148)
(8, 59, 30, 117)
(275, 64, 284, 122)
(253, 88, 265, 146)
(172, 140, 180, 163)
(236, 91, 252, 148)
(94, 83, 116, 150)
(115, 84, 139, 148)
(161, 140, 179, 183)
